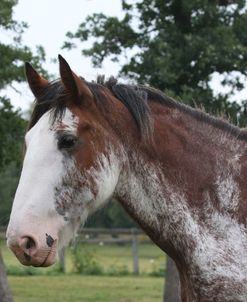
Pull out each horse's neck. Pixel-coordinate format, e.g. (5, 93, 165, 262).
(115, 110, 247, 301)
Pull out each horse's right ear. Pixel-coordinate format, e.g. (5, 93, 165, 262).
(25, 63, 49, 99)
(58, 54, 93, 105)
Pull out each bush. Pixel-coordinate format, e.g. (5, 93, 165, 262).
(148, 262, 166, 277)
(106, 265, 130, 276)
(72, 247, 103, 275)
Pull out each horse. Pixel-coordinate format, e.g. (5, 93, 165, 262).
(6, 55, 247, 302)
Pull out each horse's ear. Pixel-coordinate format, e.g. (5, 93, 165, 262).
(58, 54, 93, 105)
(25, 63, 49, 99)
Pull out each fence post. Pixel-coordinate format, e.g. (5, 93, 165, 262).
(131, 228, 139, 275)
(58, 247, 65, 273)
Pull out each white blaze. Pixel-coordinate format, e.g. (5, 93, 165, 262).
(7, 109, 79, 247)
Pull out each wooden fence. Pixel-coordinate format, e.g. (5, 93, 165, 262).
(0, 227, 148, 275)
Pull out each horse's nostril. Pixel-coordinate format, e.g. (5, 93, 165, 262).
(20, 236, 37, 257)
(25, 236, 35, 250)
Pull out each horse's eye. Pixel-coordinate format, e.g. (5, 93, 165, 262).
(58, 135, 77, 150)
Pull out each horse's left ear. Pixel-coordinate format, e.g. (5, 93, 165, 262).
(58, 54, 93, 105)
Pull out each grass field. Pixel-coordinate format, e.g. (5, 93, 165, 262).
(1, 239, 166, 301)
(9, 275, 164, 302)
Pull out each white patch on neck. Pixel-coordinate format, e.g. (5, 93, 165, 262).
(117, 157, 164, 231)
(216, 173, 240, 212)
(116, 151, 247, 300)
(215, 142, 242, 212)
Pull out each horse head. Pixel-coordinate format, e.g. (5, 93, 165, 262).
(6, 56, 124, 267)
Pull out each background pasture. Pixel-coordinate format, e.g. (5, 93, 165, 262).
(1, 231, 165, 302)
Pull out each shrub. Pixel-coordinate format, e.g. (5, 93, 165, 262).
(148, 262, 166, 277)
(72, 247, 103, 275)
(106, 265, 130, 276)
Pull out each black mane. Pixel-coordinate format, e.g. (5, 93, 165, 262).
(28, 76, 247, 141)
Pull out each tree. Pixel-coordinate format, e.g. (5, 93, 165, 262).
(0, 98, 26, 169)
(63, 0, 247, 126)
(63, 1, 247, 301)
(0, 1, 47, 88)
(0, 98, 26, 226)
(0, 1, 47, 300)
(86, 199, 136, 228)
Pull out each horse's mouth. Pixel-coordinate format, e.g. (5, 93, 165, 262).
(37, 239, 58, 267)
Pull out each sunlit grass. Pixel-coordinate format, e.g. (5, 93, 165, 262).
(9, 275, 164, 302)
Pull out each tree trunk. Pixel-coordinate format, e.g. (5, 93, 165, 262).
(163, 256, 181, 302)
(0, 249, 13, 302)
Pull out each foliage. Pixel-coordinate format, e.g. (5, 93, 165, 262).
(0, 98, 26, 169)
(0, 98, 26, 226)
(106, 264, 130, 276)
(86, 199, 136, 228)
(0, 163, 21, 225)
(0, 97, 27, 223)
(71, 247, 103, 275)
(0, 0, 47, 89)
(64, 0, 247, 126)
(148, 261, 166, 277)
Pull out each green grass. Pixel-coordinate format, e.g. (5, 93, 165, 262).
(9, 275, 164, 302)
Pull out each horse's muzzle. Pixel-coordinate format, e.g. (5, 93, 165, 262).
(7, 233, 58, 267)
